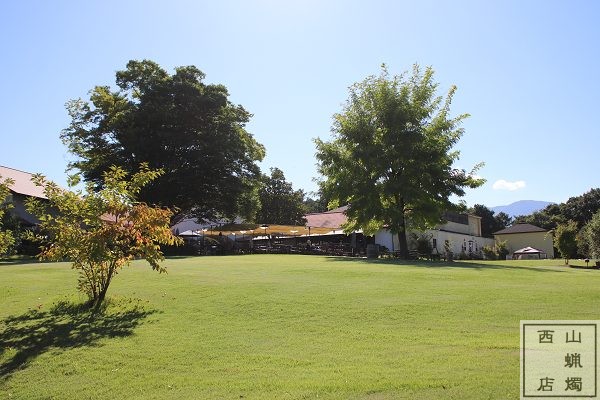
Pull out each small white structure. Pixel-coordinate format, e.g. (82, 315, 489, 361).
(512, 246, 547, 260)
(177, 230, 201, 238)
(171, 217, 244, 235)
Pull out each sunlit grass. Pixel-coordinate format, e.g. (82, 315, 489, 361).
(2, 256, 599, 399)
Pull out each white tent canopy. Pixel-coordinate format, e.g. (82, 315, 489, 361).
(513, 246, 547, 259)
(178, 230, 201, 237)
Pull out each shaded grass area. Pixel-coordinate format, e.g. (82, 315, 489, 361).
(1, 255, 600, 399)
(0, 298, 156, 380)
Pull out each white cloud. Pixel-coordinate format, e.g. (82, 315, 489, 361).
(492, 179, 526, 191)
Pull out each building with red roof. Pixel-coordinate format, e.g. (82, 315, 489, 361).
(304, 205, 349, 229)
(0, 165, 47, 226)
(304, 205, 495, 258)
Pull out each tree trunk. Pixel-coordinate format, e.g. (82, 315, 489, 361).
(92, 263, 115, 312)
(93, 286, 109, 312)
(395, 196, 410, 259)
(396, 227, 410, 259)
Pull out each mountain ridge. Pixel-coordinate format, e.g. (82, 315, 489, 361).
(491, 200, 553, 218)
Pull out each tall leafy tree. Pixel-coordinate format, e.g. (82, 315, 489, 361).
(471, 204, 511, 238)
(561, 188, 600, 227)
(494, 211, 512, 231)
(303, 193, 330, 214)
(514, 203, 564, 230)
(553, 220, 579, 264)
(256, 168, 306, 225)
(584, 210, 600, 259)
(61, 60, 265, 222)
(315, 64, 484, 259)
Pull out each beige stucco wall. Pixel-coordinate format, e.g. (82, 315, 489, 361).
(468, 215, 482, 237)
(434, 215, 483, 237)
(494, 231, 555, 258)
(374, 228, 495, 255)
(374, 213, 489, 255)
(438, 220, 470, 235)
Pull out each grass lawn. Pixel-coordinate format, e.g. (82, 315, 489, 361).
(1, 255, 600, 399)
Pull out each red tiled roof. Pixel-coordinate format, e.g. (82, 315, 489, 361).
(1, 165, 116, 223)
(0, 165, 47, 199)
(305, 206, 348, 229)
(493, 223, 547, 235)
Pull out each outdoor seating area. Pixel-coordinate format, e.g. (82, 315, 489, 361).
(174, 228, 370, 257)
(252, 241, 359, 257)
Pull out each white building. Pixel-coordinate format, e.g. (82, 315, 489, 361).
(374, 212, 495, 257)
(306, 206, 495, 258)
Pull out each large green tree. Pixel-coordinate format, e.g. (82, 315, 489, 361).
(303, 190, 331, 214)
(553, 220, 579, 264)
(561, 188, 600, 227)
(513, 203, 564, 230)
(256, 168, 307, 225)
(470, 204, 511, 238)
(584, 210, 600, 259)
(315, 65, 484, 259)
(61, 60, 265, 222)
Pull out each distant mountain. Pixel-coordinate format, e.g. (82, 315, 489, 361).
(491, 200, 554, 218)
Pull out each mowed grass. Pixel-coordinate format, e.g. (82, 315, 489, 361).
(1, 256, 600, 399)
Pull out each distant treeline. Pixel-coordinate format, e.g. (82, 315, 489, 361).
(513, 188, 600, 231)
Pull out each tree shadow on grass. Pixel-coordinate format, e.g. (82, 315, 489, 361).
(322, 256, 567, 273)
(0, 299, 157, 380)
(0, 258, 43, 266)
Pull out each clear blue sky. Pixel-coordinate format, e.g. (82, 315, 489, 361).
(1, 0, 599, 208)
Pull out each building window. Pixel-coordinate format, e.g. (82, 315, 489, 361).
(462, 239, 467, 251)
(432, 238, 437, 249)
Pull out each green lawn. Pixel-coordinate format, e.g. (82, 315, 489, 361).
(1, 255, 599, 399)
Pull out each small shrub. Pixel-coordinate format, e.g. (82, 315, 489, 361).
(410, 232, 433, 258)
(27, 164, 183, 310)
(482, 246, 497, 260)
(496, 240, 510, 260)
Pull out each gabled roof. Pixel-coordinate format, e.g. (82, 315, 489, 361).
(493, 223, 547, 235)
(0, 165, 47, 199)
(1, 165, 116, 223)
(304, 205, 482, 232)
(305, 205, 348, 229)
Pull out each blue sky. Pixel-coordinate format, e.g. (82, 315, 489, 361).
(1, 0, 598, 208)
